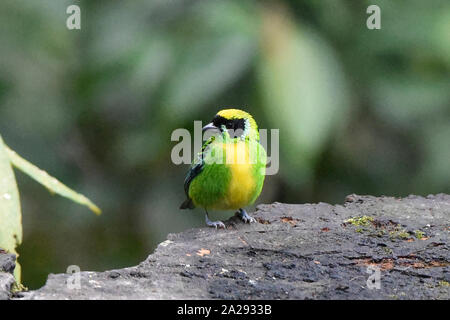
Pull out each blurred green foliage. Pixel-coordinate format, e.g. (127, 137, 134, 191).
(0, 0, 448, 289)
(0, 136, 22, 283)
(0, 136, 100, 285)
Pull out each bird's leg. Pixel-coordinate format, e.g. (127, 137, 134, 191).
(237, 208, 256, 224)
(205, 210, 225, 229)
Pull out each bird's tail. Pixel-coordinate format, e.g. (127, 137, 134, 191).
(180, 198, 195, 210)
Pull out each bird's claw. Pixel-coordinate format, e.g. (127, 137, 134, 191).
(242, 216, 256, 224)
(207, 220, 226, 229)
(237, 209, 256, 224)
(205, 212, 225, 229)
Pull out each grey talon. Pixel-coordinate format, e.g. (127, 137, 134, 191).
(205, 211, 225, 229)
(238, 208, 256, 224)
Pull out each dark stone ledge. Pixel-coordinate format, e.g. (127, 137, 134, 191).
(3, 194, 449, 300)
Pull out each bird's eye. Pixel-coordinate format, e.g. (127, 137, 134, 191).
(226, 122, 232, 129)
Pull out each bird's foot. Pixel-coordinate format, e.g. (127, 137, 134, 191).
(206, 220, 226, 229)
(205, 213, 226, 229)
(237, 208, 256, 224)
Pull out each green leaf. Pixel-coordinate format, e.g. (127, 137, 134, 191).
(4, 145, 101, 215)
(0, 135, 22, 283)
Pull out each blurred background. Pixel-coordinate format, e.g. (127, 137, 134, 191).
(0, 0, 449, 289)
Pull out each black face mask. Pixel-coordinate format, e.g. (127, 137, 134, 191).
(212, 115, 246, 138)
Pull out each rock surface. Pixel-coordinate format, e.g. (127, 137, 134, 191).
(0, 250, 16, 300)
(9, 194, 450, 299)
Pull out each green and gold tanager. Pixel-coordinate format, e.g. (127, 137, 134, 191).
(180, 109, 266, 228)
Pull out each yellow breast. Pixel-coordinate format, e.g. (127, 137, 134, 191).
(223, 142, 256, 210)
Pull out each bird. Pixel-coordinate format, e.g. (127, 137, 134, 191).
(180, 109, 266, 228)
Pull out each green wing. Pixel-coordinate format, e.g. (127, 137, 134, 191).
(180, 136, 215, 209)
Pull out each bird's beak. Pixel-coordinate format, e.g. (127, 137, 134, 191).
(202, 122, 219, 133)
